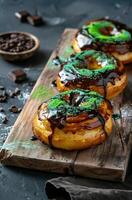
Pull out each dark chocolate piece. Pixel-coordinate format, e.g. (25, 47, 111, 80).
(27, 15, 44, 26)
(15, 10, 31, 22)
(8, 88, 20, 98)
(2, 116, 8, 124)
(0, 89, 7, 102)
(8, 69, 27, 83)
(14, 88, 21, 95)
(31, 135, 38, 141)
(9, 105, 21, 113)
(0, 86, 5, 90)
(0, 107, 5, 112)
(8, 90, 15, 98)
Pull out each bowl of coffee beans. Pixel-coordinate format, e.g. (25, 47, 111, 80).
(0, 32, 40, 61)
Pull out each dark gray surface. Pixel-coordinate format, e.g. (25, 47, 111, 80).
(0, 0, 132, 199)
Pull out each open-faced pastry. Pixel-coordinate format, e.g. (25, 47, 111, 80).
(32, 89, 113, 150)
(72, 19, 132, 63)
(56, 50, 127, 99)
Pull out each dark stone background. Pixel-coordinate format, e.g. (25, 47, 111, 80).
(0, 0, 132, 199)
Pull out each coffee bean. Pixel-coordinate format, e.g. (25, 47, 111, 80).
(0, 33, 35, 53)
(10, 33, 17, 39)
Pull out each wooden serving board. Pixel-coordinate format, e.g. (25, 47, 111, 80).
(0, 29, 132, 182)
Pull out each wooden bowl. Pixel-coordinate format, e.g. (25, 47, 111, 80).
(0, 31, 40, 61)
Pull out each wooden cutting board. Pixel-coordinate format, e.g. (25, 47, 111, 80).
(0, 29, 132, 182)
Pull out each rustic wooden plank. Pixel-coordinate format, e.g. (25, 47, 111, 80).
(0, 29, 78, 175)
(0, 28, 132, 181)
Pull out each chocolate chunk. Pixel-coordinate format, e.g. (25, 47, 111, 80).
(15, 10, 31, 22)
(14, 87, 21, 95)
(27, 15, 44, 26)
(9, 105, 21, 113)
(8, 87, 21, 98)
(0, 107, 5, 112)
(8, 69, 27, 83)
(31, 135, 38, 141)
(0, 86, 5, 90)
(2, 116, 8, 124)
(0, 89, 7, 102)
(8, 90, 15, 98)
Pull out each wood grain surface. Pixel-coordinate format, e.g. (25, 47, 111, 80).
(0, 29, 132, 182)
